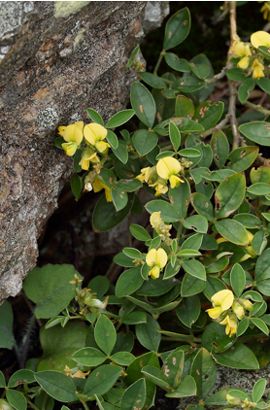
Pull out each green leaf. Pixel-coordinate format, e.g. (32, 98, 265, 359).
(86, 108, 104, 125)
(215, 220, 249, 246)
(202, 322, 235, 354)
(106, 130, 118, 150)
(110, 352, 135, 366)
(0, 301, 14, 349)
(181, 273, 205, 297)
(35, 371, 77, 402)
(115, 267, 143, 298)
(175, 76, 206, 93)
(73, 148, 82, 173)
(251, 318, 269, 335)
(121, 379, 146, 410)
(182, 259, 206, 281)
(54, 136, 65, 149)
(230, 263, 246, 297)
(227, 146, 259, 172)
(146, 200, 180, 222)
(233, 213, 261, 229)
(112, 142, 128, 164)
(0, 372, 5, 388)
(92, 193, 133, 232)
(162, 348, 184, 389)
(114, 157, 140, 180)
(190, 348, 216, 399)
(111, 185, 128, 212)
(256, 77, 270, 93)
(136, 315, 161, 352)
(250, 166, 270, 184)
(139, 72, 166, 89)
(190, 54, 214, 104)
(226, 68, 248, 82)
(176, 296, 201, 328)
(193, 102, 224, 130)
(165, 375, 197, 398)
(163, 7, 191, 50)
(252, 378, 266, 403)
(238, 79, 255, 104)
(130, 82, 156, 128)
(70, 174, 82, 200)
(169, 178, 190, 218)
(125, 352, 159, 385)
(193, 143, 213, 168)
(165, 53, 190, 72)
(252, 230, 267, 256)
(141, 366, 169, 390)
(83, 365, 123, 398)
(130, 224, 151, 242)
(6, 390, 26, 410)
(247, 182, 270, 196)
(191, 192, 214, 221)
(122, 311, 147, 325)
(189, 63, 210, 80)
(175, 95, 195, 117)
(163, 260, 181, 280)
(23, 265, 82, 319)
(236, 318, 249, 337)
(203, 277, 226, 301)
(255, 248, 270, 283)
(213, 343, 260, 369)
(106, 110, 134, 128)
(133, 130, 158, 156)
(94, 315, 116, 356)
(123, 248, 143, 259)
(8, 370, 35, 388)
(182, 215, 208, 233)
(211, 130, 229, 168)
(169, 122, 181, 151)
(88, 276, 110, 299)
(239, 122, 270, 146)
(72, 348, 106, 367)
(215, 173, 246, 219)
(179, 148, 201, 157)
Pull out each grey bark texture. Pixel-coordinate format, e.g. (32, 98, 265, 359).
(0, 1, 169, 302)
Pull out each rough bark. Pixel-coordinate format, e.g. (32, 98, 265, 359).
(0, 1, 169, 302)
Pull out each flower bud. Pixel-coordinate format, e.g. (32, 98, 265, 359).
(240, 298, 253, 311)
(232, 301, 245, 320)
(226, 394, 242, 405)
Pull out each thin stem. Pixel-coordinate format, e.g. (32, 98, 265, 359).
(81, 400, 90, 410)
(205, 68, 228, 84)
(245, 100, 270, 116)
(227, 1, 242, 150)
(26, 397, 41, 410)
(153, 50, 165, 76)
(200, 118, 229, 138)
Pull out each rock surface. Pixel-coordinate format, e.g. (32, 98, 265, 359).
(0, 1, 169, 302)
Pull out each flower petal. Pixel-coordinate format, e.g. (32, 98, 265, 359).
(62, 142, 78, 156)
(156, 157, 181, 180)
(156, 248, 168, 268)
(149, 266, 160, 279)
(85, 123, 107, 141)
(206, 307, 222, 320)
(146, 249, 157, 267)
(211, 289, 234, 311)
(251, 30, 270, 48)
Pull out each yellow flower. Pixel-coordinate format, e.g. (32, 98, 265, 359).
(251, 30, 270, 48)
(79, 146, 100, 171)
(232, 301, 245, 320)
(136, 167, 151, 183)
(84, 123, 110, 153)
(226, 394, 242, 406)
(206, 289, 234, 320)
(237, 56, 250, 69)
(252, 58, 265, 79)
(149, 179, 168, 196)
(231, 36, 251, 58)
(261, 2, 270, 21)
(146, 248, 168, 279)
(240, 298, 253, 311)
(59, 121, 84, 156)
(92, 177, 112, 202)
(156, 157, 183, 189)
(220, 314, 237, 337)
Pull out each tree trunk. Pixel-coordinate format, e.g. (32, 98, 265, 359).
(0, 1, 169, 302)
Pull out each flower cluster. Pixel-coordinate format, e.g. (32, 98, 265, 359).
(137, 156, 183, 196)
(206, 289, 253, 337)
(231, 30, 270, 79)
(150, 212, 172, 245)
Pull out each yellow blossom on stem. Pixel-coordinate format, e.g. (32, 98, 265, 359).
(261, 2, 270, 21)
(231, 35, 251, 58)
(232, 301, 245, 320)
(79, 146, 100, 171)
(240, 298, 253, 311)
(92, 177, 112, 202)
(136, 167, 151, 183)
(149, 178, 168, 196)
(59, 121, 84, 156)
(146, 248, 168, 279)
(237, 56, 250, 69)
(251, 30, 270, 48)
(252, 58, 265, 79)
(220, 314, 237, 337)
(206, 289, 234, 320)
(156, 157, 183, 189)
(84, 123, 110, 153)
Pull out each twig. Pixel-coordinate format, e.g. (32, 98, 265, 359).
(200, 118, 229, 138)
(205, 67, 228, 84)
(227, 1, 242, 150)
(245, 100, 270, 116)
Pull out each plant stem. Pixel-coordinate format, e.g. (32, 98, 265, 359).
(205, 68, 228, 84)
(245, 100, 270, 116)
(81, 400, 90, 410)
(154, 50, 165, 76)
(26, 397, 41, 410)
(200, 118, 229, 138)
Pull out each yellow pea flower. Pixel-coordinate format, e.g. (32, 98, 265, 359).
(92, 177, 112, 202)
(136, 167, 151, 183)
(231, 35, 251, 58)
(252, 58, 265, 79)
(84, 123, 110, 153)
(156, 157, 183, 189)
(261, 2, 270, 21)
(237, 56, 250, 70)
(251, 30, 270, 48)
(79, 146, 100, 171)
(232, 301, 245, 320)
(146, 248, 168, 279)
(220, 314, 237, 337)
(59, 121, 84, 156)
(240, 298, 253, 311)
(206, 289, 234, 320)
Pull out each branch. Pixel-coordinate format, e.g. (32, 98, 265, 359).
(245, 100, 270, 117)
(200, 118, 229, 138)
